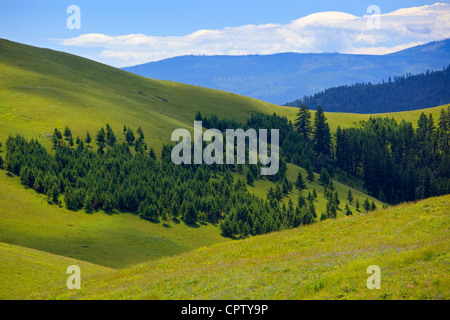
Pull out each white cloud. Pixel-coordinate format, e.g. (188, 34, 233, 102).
(58, 3, 450, 67)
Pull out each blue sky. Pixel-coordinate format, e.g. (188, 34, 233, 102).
(1, 0, 449, 67)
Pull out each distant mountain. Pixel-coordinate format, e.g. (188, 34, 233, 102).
(285, 65, 450, 113)
(122, 39, 450, 106)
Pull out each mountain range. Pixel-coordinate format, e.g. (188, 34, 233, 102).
(123, 39, 450, 106)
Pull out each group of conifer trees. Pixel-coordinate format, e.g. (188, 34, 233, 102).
(3, 124, 318, 238)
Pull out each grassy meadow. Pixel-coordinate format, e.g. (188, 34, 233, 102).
(28, 195, 449, 300)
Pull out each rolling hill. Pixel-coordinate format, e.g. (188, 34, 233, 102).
(28, 195, 450, 300)
(0, 39, 448, 300)
(0, 38, 446, 150)
(0, 38, 380, 282)
(122, 39, 450, 106)
(0, 242, 113, 300)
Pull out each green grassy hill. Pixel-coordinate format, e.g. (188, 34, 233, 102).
(0, 242, 113, 300)
(0, 39, 446, 152)
(28, 195, 449, 300)
(0, 171, 227, 269)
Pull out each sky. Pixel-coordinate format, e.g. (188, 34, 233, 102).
(1, 0, 449, 67)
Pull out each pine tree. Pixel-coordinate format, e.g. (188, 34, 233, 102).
(319, 168, 330, 186)
(370, 201, 377, 211)
(347, 189, 353, 204)
(307, 165, 314, 182)
(85, 132, 92, 146)
(246, 169, 254, 186)
(294, 105, 312, 142)
(64, 126, 72, 140)
(363, 198, 371, 212)
(105, 123, 116, 146)
(355, 199, 360, 212)
(126, 129, 135, 145)
(295, 171, 306, 190)
(184, 202, 198, 225)
(312, 106, 332, 157)
(96, 128, 106, 145)
(345, 203, 352, 216)
(333, 190, 340, 207)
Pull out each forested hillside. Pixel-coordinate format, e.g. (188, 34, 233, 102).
(286, 66, 450, 113)
(123, 39, 450, 105)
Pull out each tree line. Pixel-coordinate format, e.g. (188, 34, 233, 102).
(285, 65, 450, 113)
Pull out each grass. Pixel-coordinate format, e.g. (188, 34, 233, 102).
(0, 171, 228, 269)
(0, 39, 446, 155)
(28, 195, 449, 300)
(0, 242, 113, 300)
(0, 39, 448, 300)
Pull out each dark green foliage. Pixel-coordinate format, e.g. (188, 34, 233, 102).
(295, 171, 306, 190)
(319, 168, 330, 186)
(307, 165, 314, 182)
(0, 155, 3, 169)
(246, 169, 254, 186)
(363, 198, 371, 212)
(312, 106, 332, 157)
(287, 65, 450, 113)
(333, 191, 340, 207)
(294, 105, 312, 142)
(347, 189, 353, 204)
(335, 108, 450, 203)
(105, 123, 116, 147)
(85, 132, 92, 146)
(184, 202, 198, 225)
(64, 126, 72, 140)
(345, 203, 352, 216)
(6, 124, 324, 239)
(126, 129, 135, 144)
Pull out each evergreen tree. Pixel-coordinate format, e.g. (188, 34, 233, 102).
(363, 198, 371, 212)
(105, 123, 116, 146)
(333, 190, 340, 207)
(64, 126, 72, 140)
(295, 171, 306, 190)
(347, 189, 354, 204)
(355, 199, 360, 212)
(294, 105, 312, 142)
(96, 128, 106, 145)
(307, 165, 315, 182)
(126, 129, 135, 145)
(345, 203, 352, 216)
(85, 132, 92, 146)
(246, 169, 254, 186)
(312, 106, 332, 157)
(319, 168, 330, 186)
(184, 202, 198, 225)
